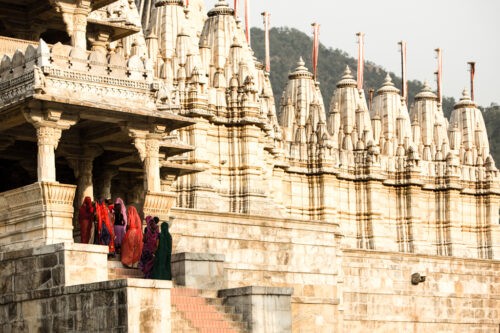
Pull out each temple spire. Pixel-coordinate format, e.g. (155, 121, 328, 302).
(261, 11, 271, 72)
(311, 22, 320, 81)
(356, 32, 365, 91)
(468, 61, 476, 101)
(398, 40, 408, 103)
(435, 48, 443, 105)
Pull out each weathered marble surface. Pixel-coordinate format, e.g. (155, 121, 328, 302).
(219, 286, 294, 333)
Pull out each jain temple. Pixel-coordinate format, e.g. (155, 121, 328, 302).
(0, 0, 499, 332)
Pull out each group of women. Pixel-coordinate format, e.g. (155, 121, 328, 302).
(78, 196, 172, 280)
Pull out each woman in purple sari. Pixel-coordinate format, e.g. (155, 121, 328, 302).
(113, 198, 127, 254)
(139, 216, 159, 278)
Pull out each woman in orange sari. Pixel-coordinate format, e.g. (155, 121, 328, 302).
(121, 205, 143, 268)
(96, 199, 115, 256)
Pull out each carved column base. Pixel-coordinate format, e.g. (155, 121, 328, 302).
(0, 182, 76, 252)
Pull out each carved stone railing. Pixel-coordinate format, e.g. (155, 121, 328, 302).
(0, 39, 159, 112)
(142, 191, 177, 222)
(0, 36, 38, 58)
(0, 182, 76, 252)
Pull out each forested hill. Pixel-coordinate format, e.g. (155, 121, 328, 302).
(250, 27, 500, 164)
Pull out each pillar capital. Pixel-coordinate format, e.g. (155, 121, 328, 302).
(23, 105, 78, 182)
(36, 126, 63, 148)
(125, 125, 166, 193)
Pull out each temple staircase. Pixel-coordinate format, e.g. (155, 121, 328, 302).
(106, 256, 248, 333)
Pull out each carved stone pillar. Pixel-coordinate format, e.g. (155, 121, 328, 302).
(129, 127, 165, 193)
(88, 28, 112, 53)
(35, 125, 63, 182)
(66, 146, 103, 238)
(68, 157, 94, 201)
(25, 105, 78, 183)
(73, 8, 89, 49)
(144, 137, 161, 192)
(95, 168, 119, 200)
(52, 0, 91, 50)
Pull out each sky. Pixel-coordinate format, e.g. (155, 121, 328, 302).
(204, 0, 500, 106)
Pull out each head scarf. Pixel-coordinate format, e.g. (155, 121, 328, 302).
(139, 216, 159, 277)
(114, 197, 128, 226)
(79, 196, 94, 218)
(127, 205, 142, 231)
(151, 222, 172, 280)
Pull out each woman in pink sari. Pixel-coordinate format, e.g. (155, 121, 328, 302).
(113, 197, 127, 253)
(121, 206, 143, 267)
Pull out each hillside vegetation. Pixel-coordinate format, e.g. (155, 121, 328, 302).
(250, 27, 499, 164)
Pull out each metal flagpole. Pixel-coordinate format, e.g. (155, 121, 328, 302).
(356, 32, 365, 91)
(245, 0, 251, 46)
(398, 41, 408, 104)
(468, 61, 476, 101)
(262, 11, 271, 73)
(311, 23, 320, 81)
(435, 48, 443, 105)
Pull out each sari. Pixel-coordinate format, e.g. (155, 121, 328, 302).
(139, 216, 159, 278)
(113, 198, 127, 250)
(96, 199, 115, 255)
(121, 206, 144, 267)
(151, 222, 172, 280)
(78, 197, 94, 244)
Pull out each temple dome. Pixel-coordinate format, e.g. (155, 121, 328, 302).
(377, 74, 400, 95)
(414, 81, 438, 100)
(335, 66, 357, 88)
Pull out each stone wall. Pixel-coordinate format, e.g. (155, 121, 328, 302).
(0, 279, 172, 333)
(0, 243, 171, 333)
(170, 208, 343, 332)
(218, 286, 294, 333)
(277, 173, 500, 260)
(343, 249, 500, 332)
(0, 243, 109, 302)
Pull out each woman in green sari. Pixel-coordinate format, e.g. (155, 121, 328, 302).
(151, 222, 172, 280)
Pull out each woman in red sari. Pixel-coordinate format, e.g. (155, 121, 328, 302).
(78, 197, 94, 244)
(121, 206, 143, 267)
(96, 199, 115, 255)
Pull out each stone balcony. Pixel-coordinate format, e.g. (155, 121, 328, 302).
(0, 182, 76, 252)
(0, 38, 192, 129)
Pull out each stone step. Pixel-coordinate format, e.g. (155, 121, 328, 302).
(108, 267, 144, 280)
(171, 287, 248, 333)
(171, 313, 197, 333)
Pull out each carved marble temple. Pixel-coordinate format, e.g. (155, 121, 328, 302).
(0, 0, 498, 332)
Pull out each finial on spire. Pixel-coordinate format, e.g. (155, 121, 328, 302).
(384, 73, 393, 85)
(344, 65, 352, 77)
(461, 88, 471, 99)
(356, 32, 365, 91)
(298, 57, 305, 67)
